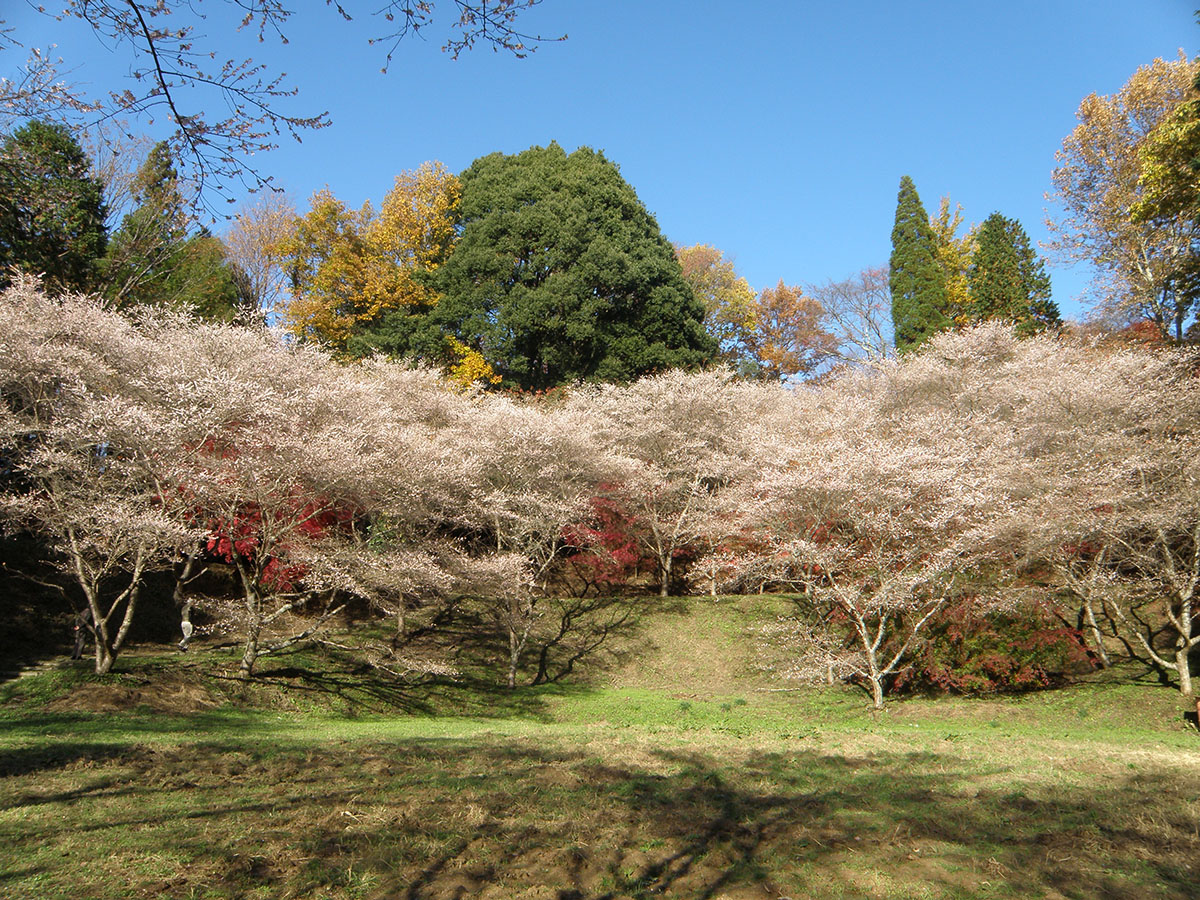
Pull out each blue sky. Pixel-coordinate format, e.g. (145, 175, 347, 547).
(6, 1, 1196, 322)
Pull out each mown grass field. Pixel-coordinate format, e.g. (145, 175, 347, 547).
(2, 596, 1198, 899)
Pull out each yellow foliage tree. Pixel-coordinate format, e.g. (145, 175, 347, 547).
(751, 281, 837, 380)
(674, 243, 758, 368)
(1048, 53, 1200, 339)
(929, 196, 977, 327)
(279, 162, 461, 350)
(446, 337, 502, 390)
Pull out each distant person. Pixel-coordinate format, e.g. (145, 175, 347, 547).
(71, 607, 93, 660)
(178, 598, 194, 651)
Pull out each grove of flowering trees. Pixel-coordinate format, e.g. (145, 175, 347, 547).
(2, 278, 1198, 707)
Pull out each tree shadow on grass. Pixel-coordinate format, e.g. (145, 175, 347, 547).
(245, 658, 589, 722)
(0, 739, 138, 777)
(1, 738, 1196, 899)
(192, 594, 651, 720)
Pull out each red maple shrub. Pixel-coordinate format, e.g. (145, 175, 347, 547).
(892, 599, 1093, 695)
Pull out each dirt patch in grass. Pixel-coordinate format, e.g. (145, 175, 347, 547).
(44, 671, 220, 715)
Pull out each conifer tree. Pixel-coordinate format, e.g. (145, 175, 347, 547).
(369, 143, 715, 389)
(0, 120, 107, 292)
(101, 142, 239, 319)
(889, 175, 949, 353)
(967, 213, 1060, 335)
(101, 142, 188, 307)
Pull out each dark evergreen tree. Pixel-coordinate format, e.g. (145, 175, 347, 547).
(101, 142, 240, 319)
(889, 175, 949, 353)
(165, 230, 243, 321)
(353, 143, 716, 389)
(102, 141, 189, 308)
(967, 213, 1060, 336)
(0, 120, 107, 292)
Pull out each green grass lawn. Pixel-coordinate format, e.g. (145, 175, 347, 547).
(2, 596, 1198, 899)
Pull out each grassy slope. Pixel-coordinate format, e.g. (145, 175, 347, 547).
(1, 595, 1199, 900)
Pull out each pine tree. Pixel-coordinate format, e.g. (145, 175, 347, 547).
(967, 213, 1060, 336)
(0, 120, 107, 292)
(889, 175, 949, 353)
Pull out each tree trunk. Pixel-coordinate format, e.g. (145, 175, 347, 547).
(861, 639, 886, 709)
(94, 641, 116, 675)
(66, 531, 142, 675)
(88, 584, 138, 675)
(1176, 645, 1193, 697)
(659, 553, 672, 598)
(235, 558, 264, 677)
(1083, 599, 1111, 669)
(869, 675, 885, 710)
(507, 625, 520, 689)
(89, 596, 112, 674)
(239, 619, 261, 677)
(109, 581, 139, 664)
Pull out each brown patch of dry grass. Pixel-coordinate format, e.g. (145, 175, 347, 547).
(43, 671, 220, 715)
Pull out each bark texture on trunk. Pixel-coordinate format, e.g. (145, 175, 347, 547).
(1177, 646, 1193, 697)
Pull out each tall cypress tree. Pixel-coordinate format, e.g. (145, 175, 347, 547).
(968, 212, 1060, 336)
(889, 175, 949, 353)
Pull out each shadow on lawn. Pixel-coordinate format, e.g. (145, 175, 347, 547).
(1, 738, 1195, 899)
(246, 661, 561, 719)
(220, 593, 650, 719)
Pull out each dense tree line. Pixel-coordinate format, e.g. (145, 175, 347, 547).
(2, 278, 1196, 708)
(337, 144, 716, 389)
(885, 55, 1200, 355)
(889, 176, 1061, 354)
(0, 120, 859, 389)
(5, 40, 1200, 711)
(0, 120, 251, 321)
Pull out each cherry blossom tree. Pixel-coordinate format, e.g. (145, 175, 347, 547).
(581, 369, 783, 598)
(721, 326, 1047, 707)
(790, 322, 1200, 703)
(0, 276, 191, 672)
(148, 326, 456, 676)
(996, 336, 1200, 695)
(448, 395, 616, 687)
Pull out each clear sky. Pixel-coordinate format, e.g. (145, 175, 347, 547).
(5, 1, 1196, 323)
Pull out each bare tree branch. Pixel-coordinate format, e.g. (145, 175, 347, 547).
(1, 2, 561, 210)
